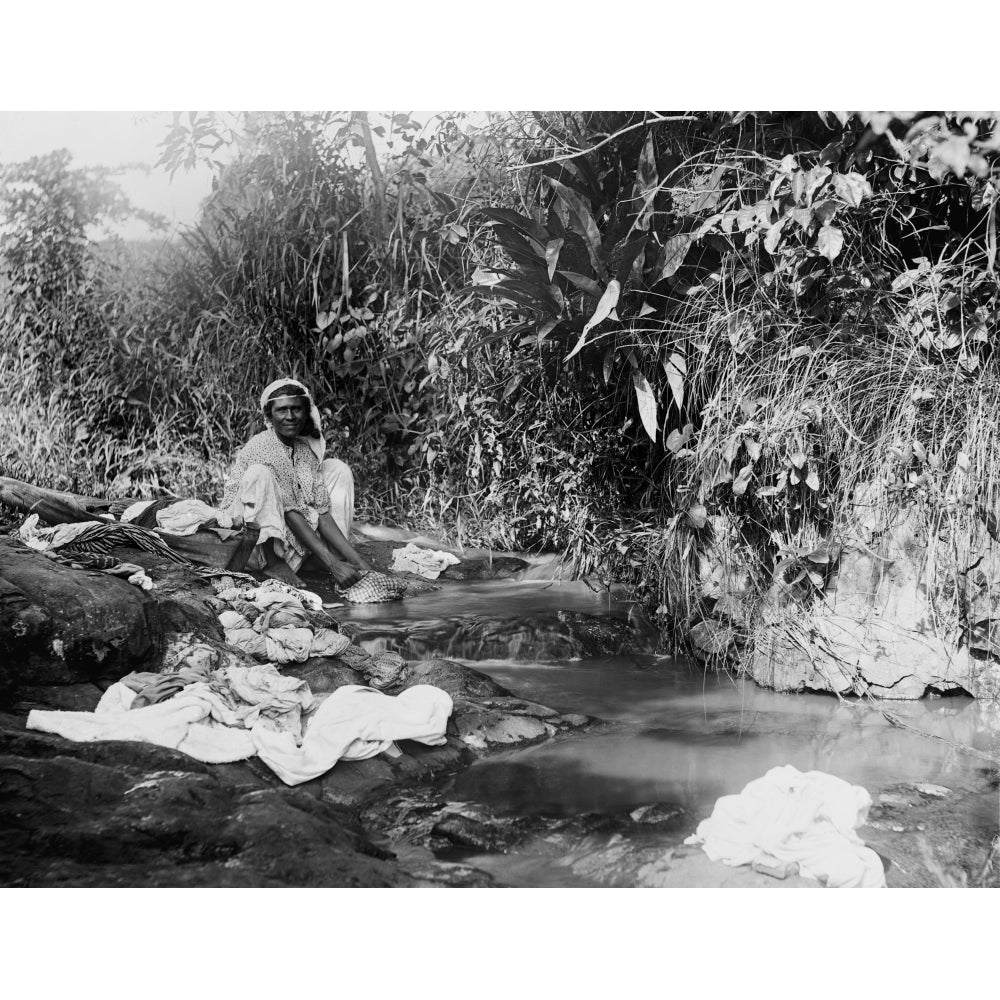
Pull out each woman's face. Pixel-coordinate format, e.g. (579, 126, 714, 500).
(269, 396, 307, 443)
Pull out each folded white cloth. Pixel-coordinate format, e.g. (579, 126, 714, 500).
(252, 684, 453, 786)
(684, 764, 886, 888)
(390, 542, 460, 580)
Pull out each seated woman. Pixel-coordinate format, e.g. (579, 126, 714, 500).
(221, 378, 371, 587)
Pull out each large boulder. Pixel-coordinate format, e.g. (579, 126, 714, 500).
(0, 539, 162, 693)
(749, 489, 987, 700)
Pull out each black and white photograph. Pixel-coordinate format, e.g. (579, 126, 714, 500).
(1, 6, 997, 993)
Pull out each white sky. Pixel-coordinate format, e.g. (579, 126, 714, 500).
(0, 110, 214, 240)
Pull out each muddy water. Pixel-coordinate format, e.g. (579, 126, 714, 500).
(332, 578, 1000, 885)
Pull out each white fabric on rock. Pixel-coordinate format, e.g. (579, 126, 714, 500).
(155, 499, 234, 536)
(684, 764, 886, 888)
(121, 500, 155, 524)
(252, 684, 453, 786)
(390, 542, 460, 580)
(19, 515, 98, 552)
(27, 682, 256, 764)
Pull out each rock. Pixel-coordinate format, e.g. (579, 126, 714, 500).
(431, 811, 529, 853)
(751, 858, 800, 880)
(440, 556, 529, 581)
(968, 662, 1000, 702)
(357, 611, 656, 662)
(862, 781, 1000, 887)
(878, 792, 912, 807)
(751, 610, 971, 699)
(0, 539, 161, 693)
(12, 683, 103, 713)
(480, 696, 559, 718)
(628, 803, 688, 828)
(911, 782, 951, 798)
(0, 729, 418, 887)
(557, 713, 590, 727)
(453, 705, 549, 747)
(689, 619, 742, 661)
(402, 659, 512, 700)
(746, 485, 1000, 700)
(315, 755, 400, 807)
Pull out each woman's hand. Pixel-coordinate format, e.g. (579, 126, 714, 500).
(323, 554, 363, 587)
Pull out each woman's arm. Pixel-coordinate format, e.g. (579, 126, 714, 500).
(284, 510, 365, 585)
(316, 511, 371, 572)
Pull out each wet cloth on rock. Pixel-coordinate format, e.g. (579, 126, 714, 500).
(36, 548, 154, 590)
(211, 579, 405, 688)
(18, 512, 189, 565)
(339, 570, 406, 604)
(684, 764, 886, 888)
(336, 645, 407, 689)
(213, 578, 325, 611)
(121, 498, 237, 537)
(27, 683, 257, 764)
(216, 588, 350, 665)
(251, 684, 453, 786)
(390, 542, 460, 580)
(117, 661, 314, 735)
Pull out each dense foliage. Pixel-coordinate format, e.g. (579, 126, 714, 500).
(3, 110, 999, 651)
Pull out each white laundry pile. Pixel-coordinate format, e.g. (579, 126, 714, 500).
(684, 764, 886, 888)
(27, 679, 453, 786)
(390, 542, 461, 580)
(214, 585, 352, 665)
(252, 684, 453, 785)
(120, 498, 236, 536)
(212, 580, 407, 688)
(27, 682, 257, 764)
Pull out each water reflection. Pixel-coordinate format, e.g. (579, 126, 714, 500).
(448, 656, 1000, 822)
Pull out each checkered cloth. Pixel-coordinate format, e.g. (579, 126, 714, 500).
(339, 570, 406, 604)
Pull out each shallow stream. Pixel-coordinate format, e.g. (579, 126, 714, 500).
(336, 578, 1000, 886)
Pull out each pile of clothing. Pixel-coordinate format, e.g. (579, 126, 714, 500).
(389, 542, 460, 580)
(118, 497, 241, 539)
(27, 653, 454, 786)
(17, 513, 173, 589)
(684, 764, 886, 888)
(209, 578, 407, 689)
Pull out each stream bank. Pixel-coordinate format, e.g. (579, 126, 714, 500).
(2, 531, 997, 887)
(0, 533, 648, 887)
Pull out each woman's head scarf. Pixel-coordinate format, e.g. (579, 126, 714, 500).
(260, 378, 325, 462)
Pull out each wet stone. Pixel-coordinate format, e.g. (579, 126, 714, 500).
(911, 782, 952, 798)
(480, 696, 559, 718)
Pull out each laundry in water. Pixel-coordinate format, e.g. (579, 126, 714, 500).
(684, 764, 886, 888)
